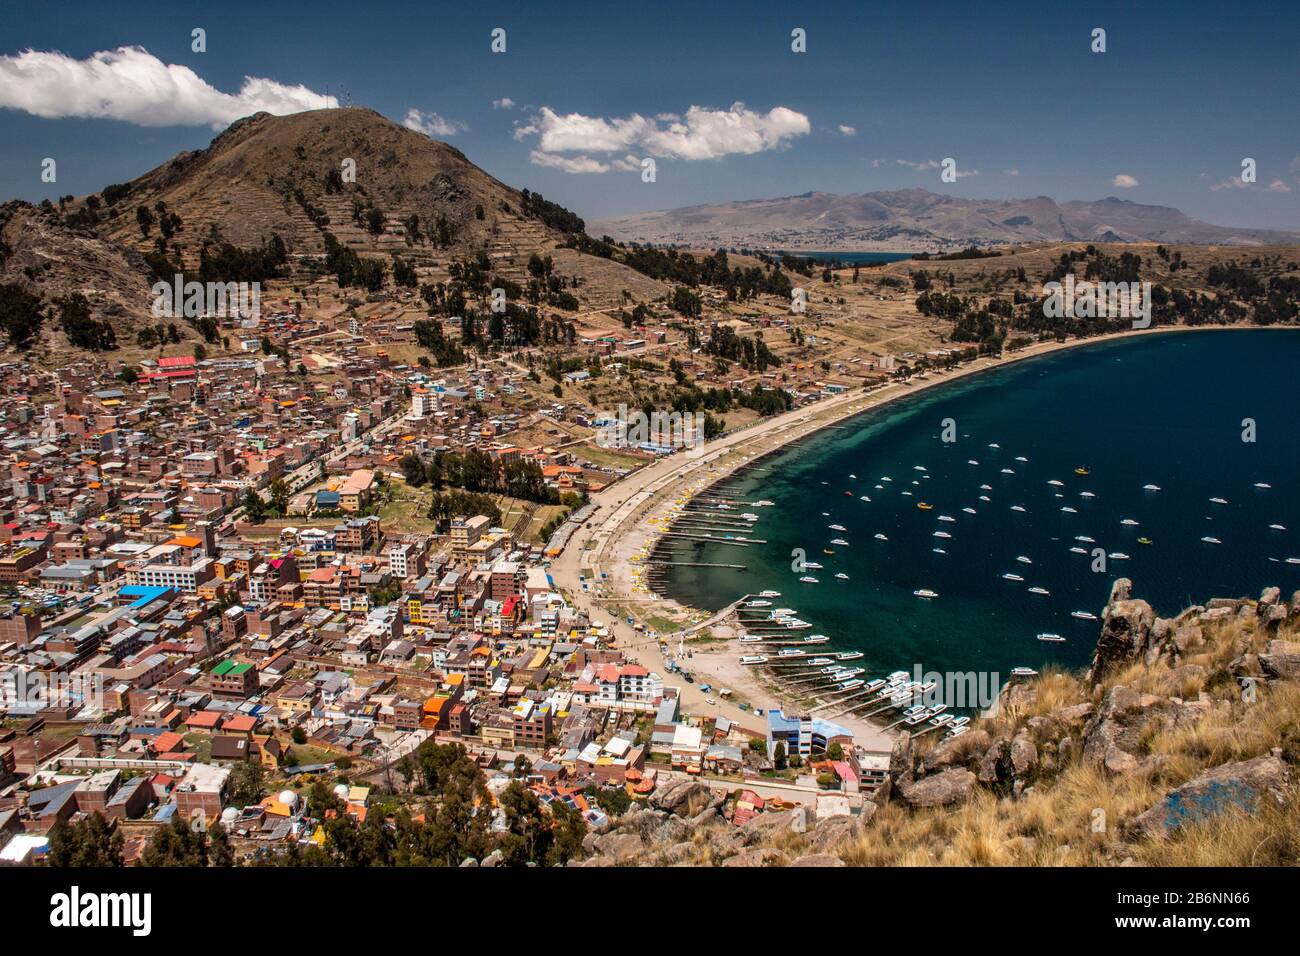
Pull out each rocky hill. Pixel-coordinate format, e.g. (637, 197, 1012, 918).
(574, 580, 1299, 867)
(592, 188, 1300, 251)
(0, 107, 667, 353)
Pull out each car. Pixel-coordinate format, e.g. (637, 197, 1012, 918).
(684, 674, 694, 683)
(706, 698, 716, 706)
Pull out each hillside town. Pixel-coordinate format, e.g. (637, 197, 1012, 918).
(0, 309, 889, 867)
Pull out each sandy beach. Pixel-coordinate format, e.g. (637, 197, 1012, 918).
(549, 324, 1258, 751)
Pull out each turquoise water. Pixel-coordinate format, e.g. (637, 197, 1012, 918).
(659, 330, 1300, 679)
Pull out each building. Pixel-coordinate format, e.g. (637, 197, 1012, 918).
(766, 710, 854, 762)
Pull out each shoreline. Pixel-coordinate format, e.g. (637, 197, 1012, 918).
(550, 323, 1276, 749)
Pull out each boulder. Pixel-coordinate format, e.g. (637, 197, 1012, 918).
(480, 849, 505, 868)
(789, 853, 845, 867)
(889, 731, 916, 786)
(1010, 732, 1038, 778)
(1260, 640, 1300, 680)
(806, 815, 862, 853)
(898, 768, 977, 808)
(1089, 581, 1158, 684)
(741, 808, 803, 846)
(459, 856, 479, 867)
(721, 847, 783, 867)
(1129, 755, 1289, 836)
(592, 832, 644, 863)
(921, 729, 990, 773)
(651, 779, 713, 816)
(977, 738, 1010, 785)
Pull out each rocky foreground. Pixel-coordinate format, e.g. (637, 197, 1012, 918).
(570, 580, 1300, 867)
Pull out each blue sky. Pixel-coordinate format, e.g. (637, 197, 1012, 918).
(1, 0, 1297, 228)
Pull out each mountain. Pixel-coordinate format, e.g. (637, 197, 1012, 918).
(0, 107, 665, 353)
(590, 188, 1300, 250)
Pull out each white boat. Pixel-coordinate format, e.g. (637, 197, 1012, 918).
(1061, 506, 1077, 513)
(740, 655, 768, 665)
(1016, 555, 1033, 564)
(830, 538, 849, 546)
(988, 443, 1000, 449)
(1287, 558, 1300, 565)
(874, 533, 889, 541)
(758, 590, 781, 598)
(938, 515, 956, 522)
(962, 507, 977, 514)
(1010, 505, 1026, 512)
(967, 459, 980, 465)
(1255, 482, 1272, 489)
(1080, 491, 1096, 498)
(933, 531, 952, 539)
(1002, 572, 1025, 581)
(930, 713, 954, 727)
(1010, 667, 1038, 677)
(1143, 484, 1161, 492)
(934, 547, 948, 554)
(914, 465, 927, 472)
(1200, 536, 1222, 545)
(1069, 546, 1087, 554)
(859, 495, 871, 502)
(740, 635, 763, 643)
(1071, 610, 1098, 621)
(980, 484, 993, 491)
(881, 476, 893, 482)
(835, 572, 849, 580)
(773, 608, 796, 616)
(829, 524, 846, 531)
(777, 648, 806, 658)
(979, 495, 991, 502)
(744, 599, 771, 608)
(1048, 479, 1064, 487)
(753, 500, 775, 507)
(1109, 552, 1131, 560)
(740, 512, 760, 521)
(1121, 518, 1140, 526)
(1001, 468, 1016, 475)
(913, 588, 938, 599)
(799, 576, 820, 583)
(863, 678, 887, 692)
(949, 716, 971, 729)
(836, 651, 864, 661)
(1028, 586, 1050, 596)
(804, 561, 823, 569)
(838, 679, 865, 690)
(849, 474, 857, 480)
(1037, 633, 1066, 643)
(803, 635, 830, 644)
(1269, 524, 1286, 531)
(1209, 497, 1228, 505)
(1075, 535, 1095, 543)
(807, 657, 834, 666)
(1015, 456, 1028, 462)
(887, 670, 909, 682)
(945, 726, 968, 738)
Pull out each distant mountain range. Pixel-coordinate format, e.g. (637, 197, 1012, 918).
(590, 188, 1300, 250)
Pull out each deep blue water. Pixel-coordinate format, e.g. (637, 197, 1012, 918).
(659, 330, 1300, 680)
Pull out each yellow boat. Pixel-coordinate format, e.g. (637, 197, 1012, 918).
(1075, 466, 1090, 476)
(917, 502, 934, 510)
(1138, 537, 1152, 545)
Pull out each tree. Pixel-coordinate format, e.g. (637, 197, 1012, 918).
(140, 817, 210, 866)
(0, 282, 45, 350)
(229, 761, 266, 807)
(46, 813, 124, 867)
(774, 740, 787, 770)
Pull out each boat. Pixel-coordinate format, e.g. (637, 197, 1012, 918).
(887, 670, 910, 682)
(799, 576, 820, 583)
(740, 635, 763, 643)
(1075, 466, 1090, 476)
(836, 651, 864, 661)
(860, 495, 871, 502)
(933, 531, 952, 539)
(932, 548, 947, 554)
(823, 549, 836, 555)
(1001, 468, 1016, 474)
(863, 679, 887, 693)
(980, 484, 993, 491)
(917, 502, 934, 510)
(803, 635, 830, 644)
(753, 500, 775, 507)
(1061, 506, 1078, 513)
(1108, 552, 1130, 560)
(1010, 667, 1039, 678)
(807, 657, 834, 666)
(1028, 586, 1050, 596)
(874, 533, 889, 541)
(1269, 524, 1287, 531)
(913, 588, 939, 599)
(1121, 518, 1140, 526)
(830, 538, 849, 546)
(849, 474, 857, 480)
(1080, 491, 1096, 498)
(1037, 633, 1066, 643)
(829, 523, 846, 531)
(772, 608, 796, 616)
(967, 459, 980, 465)
(777, 649, 806, 659)
(945, 726, 969, 738)
(930, 714, 954, 728)
(804, 561, 823, 569)
(740, 655, 768, 665)
(1255, 482, 1272, 489)
(1200, 536, 1222, 545)
(988, 443, 1000, 448)
(1001, 572, 1025, 582)
(979, 495, 991, 502)
(1071, 610, 1098, 621)
(1138, 537, 1152, 545)
(838, 679, 865, 690)
(1075, 535, 1095, 543)
(1143, 484, 1161, 492)
(743, 599, 771, 608)
(1069, 546, 1088, 554)
(914, 465, 927, 472)
(835, 572, 849, 580)
(962, 507, 977, 514)
(758, 590, 781, 598)
(844, 491, 853, 496)
(1210, 497, 1228, 505)
(740, 512, 760, 520)
(1288, 558, 1300, 565)
(938, 515, 956, 523)
(1010, 505, 1026, 512)
(1016, 555, 1033, 564)
(1048, 479, 1064, 487)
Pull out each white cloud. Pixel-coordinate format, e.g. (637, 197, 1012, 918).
(528, 151, 610, 174)
(403, 108, 466, 137)
(492, 97, 515, 110)
(838, 124, 856, 136)
(1112, 174, 1139, 188)
(519, 102, 810, 172)
(1267, 179, 1292, 193)
(897, 158, 979, 178)
(1209, 176, 1249, 192)
(0, 45, 336, 128)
